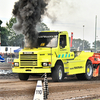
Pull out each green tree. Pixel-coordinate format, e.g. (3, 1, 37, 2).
(6, 18, 50, 46)
(6, 17, 16, 35)
(36, 22, 50, 31)
(84, 40, 91, 50)
(6, 17, 24, 46)
(69, 38, 90, 51)
(93, 40, 100, 50)
(0, 20, 2, 25)
(0, 20, 9, 46)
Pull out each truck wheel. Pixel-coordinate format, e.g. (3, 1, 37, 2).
(51, 62, 64, 82)
(76, 61, 93, 80)
(18, 73, 29, 81)
(83, 60, 93, 80)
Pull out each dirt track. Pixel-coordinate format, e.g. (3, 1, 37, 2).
(0, 75, 100, 100)
(1, 63, 100, 100)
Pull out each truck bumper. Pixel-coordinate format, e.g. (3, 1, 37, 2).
(12, 67, 51, 73)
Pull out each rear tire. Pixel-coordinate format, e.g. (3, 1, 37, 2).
(18, 73, 29, 81)
(51, 62, 64, 82)
(76, 61, 93, 80)
(84, 60, 93, 80)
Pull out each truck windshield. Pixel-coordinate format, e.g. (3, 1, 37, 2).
(37, 35, 58, 47)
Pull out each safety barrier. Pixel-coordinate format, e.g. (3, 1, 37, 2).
(7, 58, 17, 63)
(33, 73, 49, 100)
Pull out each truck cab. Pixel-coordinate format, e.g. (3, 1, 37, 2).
(12, 31, 94, 82)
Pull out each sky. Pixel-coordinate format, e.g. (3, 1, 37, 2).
(0, 0, 100, 47)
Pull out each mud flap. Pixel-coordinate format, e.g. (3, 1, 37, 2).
(93, 65, 100, 77)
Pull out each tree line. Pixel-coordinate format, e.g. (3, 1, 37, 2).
(0, 17, 100, 51)
(0, 17, 50, 47)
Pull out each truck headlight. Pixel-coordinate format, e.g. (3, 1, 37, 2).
(14, 62, 19, 66)
(42, 62, 51, 66)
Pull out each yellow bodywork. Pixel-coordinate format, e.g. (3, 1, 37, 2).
(12, 31, 94, 75)
(64, 51, 94, 75)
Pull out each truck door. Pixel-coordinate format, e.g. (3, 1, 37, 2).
(58, 35, 69, 59)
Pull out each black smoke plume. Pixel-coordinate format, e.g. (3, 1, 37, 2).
(12, 0, 47, 48)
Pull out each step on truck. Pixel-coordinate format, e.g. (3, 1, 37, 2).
(12, 31, 100, 82)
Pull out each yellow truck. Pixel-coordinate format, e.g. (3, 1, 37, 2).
(12, 31, 94, 82)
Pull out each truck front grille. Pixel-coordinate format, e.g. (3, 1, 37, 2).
(20, 54, 37, 60)
(20, 61, 37, 66)
(20, 54, 37, 66)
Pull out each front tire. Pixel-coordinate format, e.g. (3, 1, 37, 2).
(51, 62, 64, 82)
(18, 73, 29, 81)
